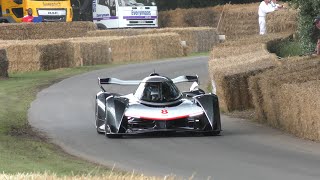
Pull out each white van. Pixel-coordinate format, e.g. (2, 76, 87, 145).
(92, 0, 158, 29)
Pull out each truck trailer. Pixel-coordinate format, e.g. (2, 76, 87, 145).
(92, 0, 158, 29)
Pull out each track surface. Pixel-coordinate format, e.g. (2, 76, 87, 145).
(29, 56, 320, 180)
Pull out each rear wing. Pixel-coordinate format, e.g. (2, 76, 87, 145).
(98, 78, 140, 92)
(98, 75, 199, 92)
(172, 75, 199, 84)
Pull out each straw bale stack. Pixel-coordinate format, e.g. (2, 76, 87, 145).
(218, 3, 259, 39)
(267, 8, 298, 34)
(0, 41, 42, 72)
(159, 7, 221, 28)
(248, 57, 320, 125)
(159, 3, 297, 40)
(0, 22, 96, 40)
(87, 27, 219, 53)
(38, 41, 75, 70)
(155, 27, 219, 53)
(211, 43, 266, 59)
(0, 32, 184, 72)
(68, 37, 114, 66)
(158, 8, 190, 27)
(109, 33, 183, 63)
(277, 81, 320, 141)
(87, 28, 145, 37)
(219, 33, 291, 47)
(0, 39, 75, 72)
(218, 3, 297, 39)
(209, 49, 279, 112)
(0, 49, 9, 78)
(208, 33, 292, 112)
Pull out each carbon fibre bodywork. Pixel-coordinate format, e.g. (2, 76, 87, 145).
(95, 74, 221, 138)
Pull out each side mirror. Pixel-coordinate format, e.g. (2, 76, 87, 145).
(190, 82, 199, 92)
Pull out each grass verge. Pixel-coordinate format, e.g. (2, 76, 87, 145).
(189, 51, 210, 57)
(269, 38, 304, 57)
(0, 65, 119, 176)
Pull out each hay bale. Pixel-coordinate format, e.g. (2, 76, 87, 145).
(68, 37, 114, 66)
(87, 27, 219, 53)
(150, 33, 184, 59)
(277, 81, 320, 141)
(0, 41, 42, 72)
(208, 33, 292, 112)
(0, 39, 76, 72)
(38, 41, 75, 70)
(211, 43, 266, 59)
(0, 49, 8, 78)
(267, 8, 298, 34)
(249, 57, 320, 125)
(109, 33, 183, 63)
(159, 7, 221, 28)
(158, 3, 298, 40)
(0, 22, 97, 40)
(209, 47, 280, 112)
(0, 32, 184, 72)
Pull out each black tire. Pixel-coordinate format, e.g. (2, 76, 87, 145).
(95, 120, 104, 134)
(96, 23, 107, 30)
(95, 101, 104, 134)
(0, 19, 9, 23)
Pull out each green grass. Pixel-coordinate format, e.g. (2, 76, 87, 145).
(268, 39, 304, 57)
(0, 65, 118, 176)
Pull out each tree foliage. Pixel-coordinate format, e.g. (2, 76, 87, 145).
(288, 0, 320, 52)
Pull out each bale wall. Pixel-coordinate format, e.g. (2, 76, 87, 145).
(0, 41, 42, 72)
(38, 41, 76, 71)
(0, 22, 97, 40)
(68, 37, 114, 67)
(248, 57, 320, 126)
(109, 33, 184, 63)
(87, 27, 219, 53)
(277, 81, 320, 141)
(208, 33, 295, 112)
(209, 49, 279, 112)
(158, 7, 221, 28)
(0, 33, 183, 72)
(0, 49, 9, 78)
(159, 3, 297, 40)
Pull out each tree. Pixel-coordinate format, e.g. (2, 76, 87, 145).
(289, 0, 320, 52)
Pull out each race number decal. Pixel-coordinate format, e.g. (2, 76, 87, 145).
(161, 109, 168, 114)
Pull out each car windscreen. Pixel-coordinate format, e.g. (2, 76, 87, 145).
(135, 81, 181, 103)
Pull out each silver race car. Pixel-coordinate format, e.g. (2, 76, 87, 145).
(95, 73, 221, 138)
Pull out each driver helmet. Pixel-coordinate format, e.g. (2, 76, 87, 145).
(148, 83, 160, 101)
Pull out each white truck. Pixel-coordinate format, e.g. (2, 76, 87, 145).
(92, 0, 158, 29)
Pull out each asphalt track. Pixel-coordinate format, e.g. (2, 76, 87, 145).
(29, 56, 320, 180)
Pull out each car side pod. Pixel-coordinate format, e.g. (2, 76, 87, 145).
(105, 96, 129, 138)
(194, 94, 221, 136)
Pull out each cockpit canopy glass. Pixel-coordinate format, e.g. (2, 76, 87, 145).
(135, 81, 181, 103)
